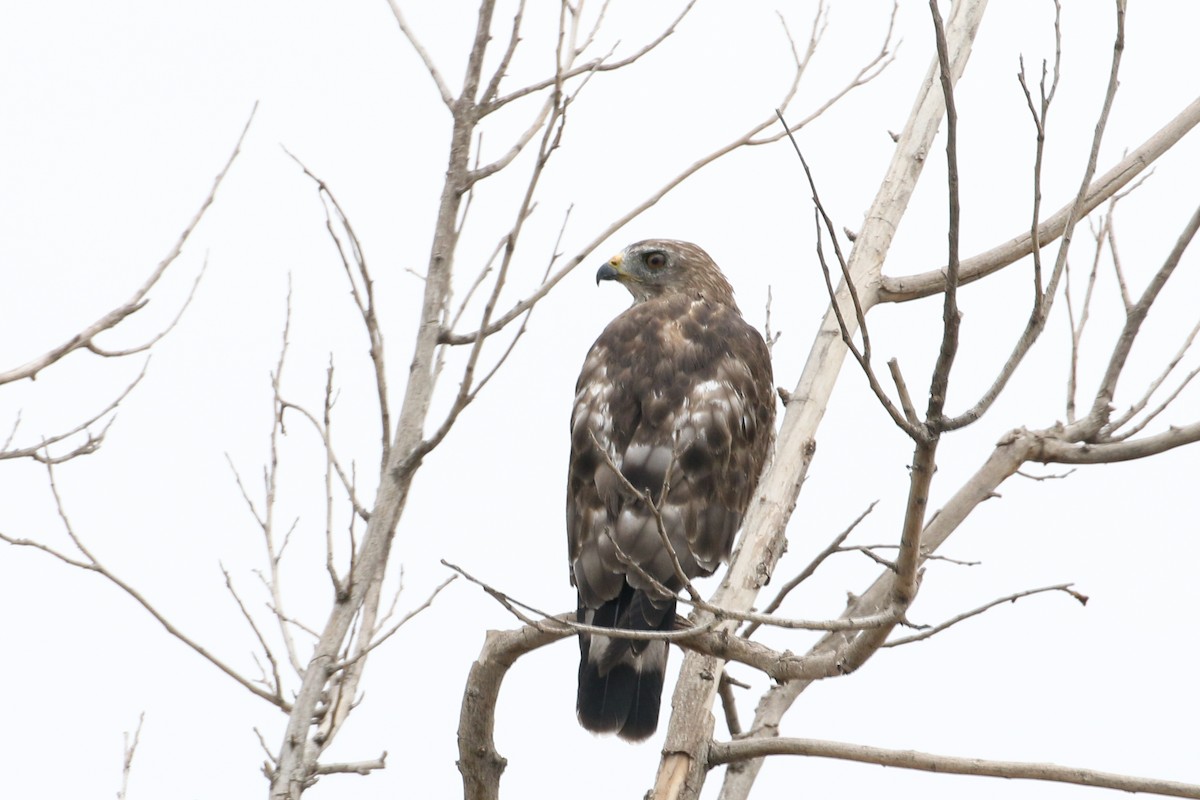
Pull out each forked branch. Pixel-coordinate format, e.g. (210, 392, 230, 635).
(0, 107, 254, 385)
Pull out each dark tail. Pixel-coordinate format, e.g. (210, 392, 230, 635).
(576, 583, 674, 742)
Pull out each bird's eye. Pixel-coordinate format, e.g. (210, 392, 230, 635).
(645, 252, 667, 270)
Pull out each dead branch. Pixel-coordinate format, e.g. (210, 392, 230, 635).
(1093, 202, 1200, 435)
(452, 608, 924, 800)
(480, 1, 699, 115)
(878, 96, 1200, 303)
(0, 107, 253, 385)
(717, 673, 743, 737)
(283, 152, 392, 469)
(458, 623, 571, 800)
(116, 712, 145, 800)
(1015, 0, 1062, 306)
(1036, 419, 1200, 464)
(715, 414, 1199, 800)
(938, 0, 1126, 433)
(1066, 199, 1114, 422)
(222, 563, 284, 696)
(1, 360, 148, 464)
(714, 425, 1044, 800)
(385, 1, 454, 108)
(741, 500, 878, 639)
(331, 575, 456, 671)
(883, 583, 1086, 647)
(776, 113, 921, 440)
(0, 463, 286, 711)
(313, 754, 387, 777)
(708, 736, 1200, 798)
(445, 558, 893, 643)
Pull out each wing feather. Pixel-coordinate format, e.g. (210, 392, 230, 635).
(567, 295, 773, 603)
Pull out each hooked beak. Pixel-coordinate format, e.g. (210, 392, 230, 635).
(596, 253, 625, 285)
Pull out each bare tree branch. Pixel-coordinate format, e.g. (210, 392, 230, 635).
(716, 409, 1198, 800)
(385, 1, 454, 108)
(717, 673, 743, 737)
(313, 754, 387, 777)
(283, 150, 392, 470)
(0, 106, 254, 385)
(221, 563, 284, 695)
(481, 0, 699, 115)
(883, 583, 1086, 647)
(1093, 202, 1200, 434)
(879, 94, 1200, 303)
(709, 736, 1200, 799)
(1036, 419, 1200, 463)
(1, 360, 148, 464)
(0, 463, 286, 710)
(777, 111, 922, 440)
(116, 712, 145, 800)
(938, 0, 1126, 432)
(458, 624, 570, 800)
(741, 500, 878, 639)
(331, 575, 457, 671)
(440, 7, 897, 346)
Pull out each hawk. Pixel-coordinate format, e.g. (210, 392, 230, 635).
(567, 239, 775, 741)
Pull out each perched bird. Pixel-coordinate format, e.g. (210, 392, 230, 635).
(566, 239, 775, 741)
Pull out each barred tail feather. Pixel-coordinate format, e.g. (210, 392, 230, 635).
(576, 585, 674, 742)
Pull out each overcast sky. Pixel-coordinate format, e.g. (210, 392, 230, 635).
(2, 2, 1198, 799)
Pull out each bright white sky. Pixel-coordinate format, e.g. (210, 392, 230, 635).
(1, 2, 1198, 799)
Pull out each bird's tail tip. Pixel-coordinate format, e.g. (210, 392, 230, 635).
(576, 651, 665, 742)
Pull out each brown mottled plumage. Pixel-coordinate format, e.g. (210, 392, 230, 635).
(567, 239, 775, 741)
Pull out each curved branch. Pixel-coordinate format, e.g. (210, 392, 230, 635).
(458, 624, 570, 800)
(0, 106, 254, 385)
(1036, 419, 1200, 463)
(879, 95, 1200, 303)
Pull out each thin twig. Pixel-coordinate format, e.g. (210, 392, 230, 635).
(742, 501, 879, 638)
(283, 150, 392, 469)
(116, 712, 145, 800)
(1094, 201, 1200, 436)
(332, 575, 457, 671)
(2, 360, 149, 464)
(0, 106, 255, 385)
(941, 0, 1127, 432)
(884, 583, 1086, 646)
(777, 112, 923, 440)
(221, 563, 283, 694)
(0, 466, 287, 710)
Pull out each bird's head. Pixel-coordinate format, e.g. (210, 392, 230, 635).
(596, 239, 736, 306)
